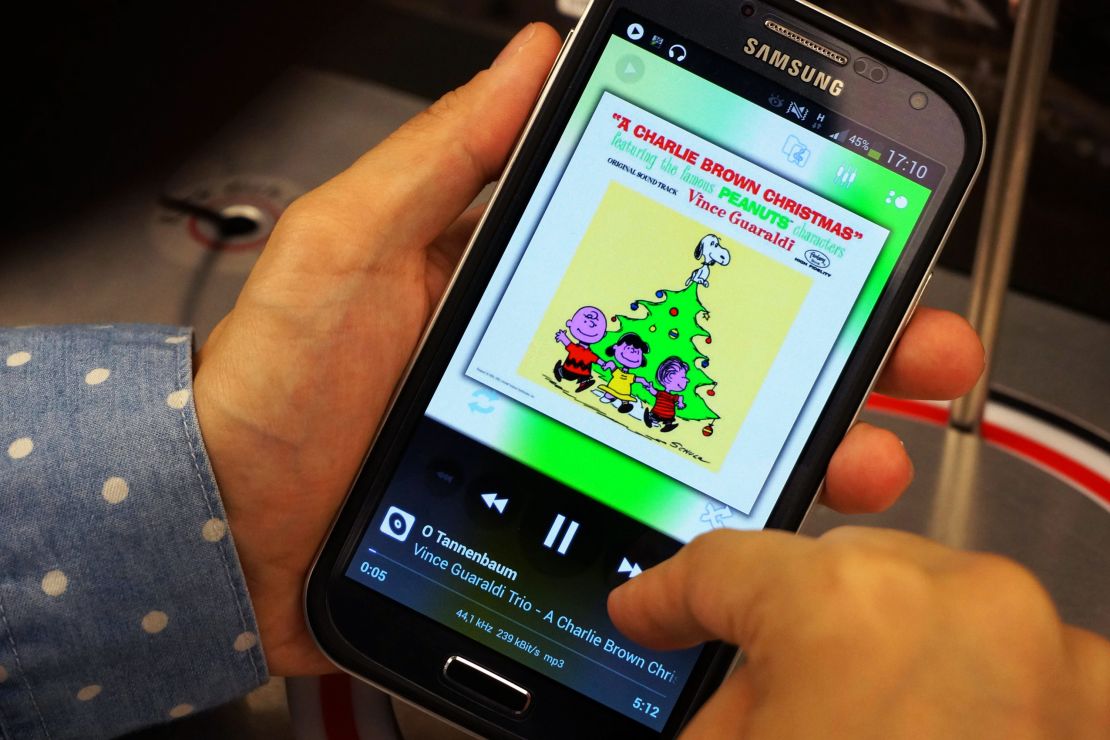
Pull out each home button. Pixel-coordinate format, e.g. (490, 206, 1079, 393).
(443, 655, 531, 715)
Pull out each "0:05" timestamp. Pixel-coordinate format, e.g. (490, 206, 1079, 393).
(359, 562, 388, 582)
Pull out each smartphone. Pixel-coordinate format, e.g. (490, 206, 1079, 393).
(306, 1, 984, 736)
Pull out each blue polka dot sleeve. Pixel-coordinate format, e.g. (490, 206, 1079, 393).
(0, 325, 268, 739)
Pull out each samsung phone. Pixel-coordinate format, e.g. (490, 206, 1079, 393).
(306, 1, 984, 736)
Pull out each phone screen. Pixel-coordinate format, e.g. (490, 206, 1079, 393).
(344, 10, 943, 731)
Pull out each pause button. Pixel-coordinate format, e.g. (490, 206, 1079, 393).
(543, 514, 579, 556)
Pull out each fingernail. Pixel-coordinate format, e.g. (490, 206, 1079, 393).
(492, 24, 536, 68)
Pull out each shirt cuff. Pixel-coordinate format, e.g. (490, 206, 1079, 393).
(0, 325, 268, 740)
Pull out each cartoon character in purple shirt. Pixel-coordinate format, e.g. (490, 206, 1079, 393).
(554, 305, 608, 393)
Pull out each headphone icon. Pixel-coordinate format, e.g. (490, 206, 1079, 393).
(668, 44, 687, 62)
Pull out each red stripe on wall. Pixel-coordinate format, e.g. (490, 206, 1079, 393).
(865, 393, 949, 425)
(980, 421, 1110, 505)
(864, 394, 1110, 506)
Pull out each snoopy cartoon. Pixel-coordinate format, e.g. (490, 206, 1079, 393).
(686, 234, 731, 288)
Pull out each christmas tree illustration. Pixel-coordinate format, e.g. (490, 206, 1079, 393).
(594, 283, 720, 429)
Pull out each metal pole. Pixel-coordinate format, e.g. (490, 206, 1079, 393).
(927, 428, 981, 548)
(949, 0, 1060, 432)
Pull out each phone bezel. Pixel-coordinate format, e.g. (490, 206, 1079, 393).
(306, 1, 985, 737)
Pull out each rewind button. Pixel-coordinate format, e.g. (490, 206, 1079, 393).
(480, 491, 508, 514)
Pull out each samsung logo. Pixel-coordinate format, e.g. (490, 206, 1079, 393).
(743, 38, 845, 96)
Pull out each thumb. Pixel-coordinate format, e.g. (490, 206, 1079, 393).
(273, 23, 562, 273)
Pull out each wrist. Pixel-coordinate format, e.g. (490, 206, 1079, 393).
(192, 341, 346, 677)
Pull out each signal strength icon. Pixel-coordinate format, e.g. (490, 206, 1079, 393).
(828, 130, 846, 141)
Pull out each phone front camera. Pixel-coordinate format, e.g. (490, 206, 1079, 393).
(909, 91, 929, 110)
(853, 57, 888, 84)
(741, 3, 755, 17)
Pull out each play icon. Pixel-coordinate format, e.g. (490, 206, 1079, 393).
(617, 557, 643, 579)
(480, 491, 508, 514)
(616, 55, 645, 84)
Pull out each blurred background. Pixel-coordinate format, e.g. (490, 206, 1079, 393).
(3, 1, 1106, 737)
(7, 0, 1108, 319)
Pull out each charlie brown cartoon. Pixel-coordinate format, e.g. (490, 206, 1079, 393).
(554, 305, 608, 393)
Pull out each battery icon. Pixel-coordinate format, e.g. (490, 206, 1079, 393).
(867, 148, 882, 161)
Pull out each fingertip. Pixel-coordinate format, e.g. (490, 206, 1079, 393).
(491, 24, 537, 68)
(607, 573, 655, 643)
(877, 307, 986, 400)
(824, 423, 913, 514)
(929, 310, 985, 397)
(491, 23, 562, 70)
(531, 23, 565, 55)
(608, 559, 702, 651)
(606, 578, 630, 617)
(455, 22, 562, 170)
(958, 319, 986, 395)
